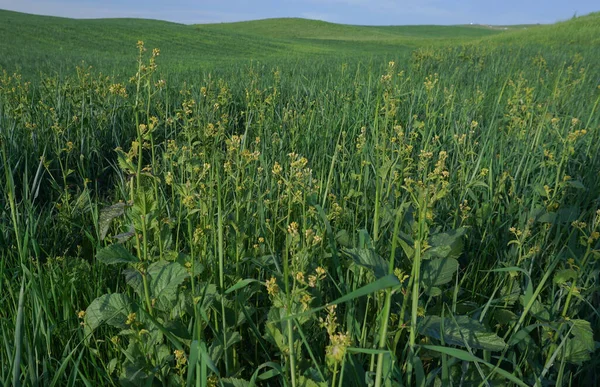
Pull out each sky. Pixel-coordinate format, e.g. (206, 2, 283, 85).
(0, 0, 598, 25)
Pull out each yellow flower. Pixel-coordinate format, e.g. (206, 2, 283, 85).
(265, 277, 279, 296)
(126, 312, 137, 325)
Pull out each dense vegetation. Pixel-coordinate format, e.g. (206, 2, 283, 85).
(1, 9, 599, 386)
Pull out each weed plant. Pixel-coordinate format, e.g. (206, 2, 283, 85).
(1, 16, 600, 386)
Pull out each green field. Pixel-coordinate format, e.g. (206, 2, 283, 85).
(1, 9, 599, 386)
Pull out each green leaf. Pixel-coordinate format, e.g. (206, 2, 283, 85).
(265, 322, 287, 353)
(226, 278, 261, 294)
(148, 261, 189, 310)
(335, 230, 352, 247)
(537, 212, 557, 224)
(209, 332, 242, 364)
(553, 269, 577, 285)
(423, 227, 466, 260)
(421, 345, 528, 387)
(508, 323, 544, 347)
(560, 319, 595, 364)
(249, 362, 283, 386)
(279, 274, 400, 323)
(343, 248, 388, 278)
(419, 315, 507, 351)
(493, 309, 517, 325)
(98, 202, 128, 240)
(565, 180, 585, 190)
(297, 376, 327, 387)
(488, 267, 533, 306)
(123, 268, 144, 298)
(96, 244, 139, 265)
(84, 293, 136, 336)
(115, 148, 136, 174)
(421, 257, 459, 294)
(221, 378, 250, 387)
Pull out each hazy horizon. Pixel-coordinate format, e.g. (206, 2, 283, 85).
(0, 0, 598, 26)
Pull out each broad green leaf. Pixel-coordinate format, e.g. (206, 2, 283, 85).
(557, 206, 579, 223)
(421, 345, 528, 387)
(565, 180, 585, 189)
(489, 267, 533, 306)
(115, 148, 136, 174)
(221, 378, 250, 387)
(265, 323, 287, 353)
(84, 293, 136, 336)
(297, 376, 327, 387)
(148, 261, 189, 310)
(553, 269, 577, 285)
(343, 248, 388, 278)
(560, 319, 595, 364)
(98, 202, 128, 240)
(123, 268, 144, 298)
(419, 315, 506, 351)
(425, 286, 442, 297)
(423, 227, 466, 260)
(493, 309, 517, 325)
(209, 332, 241, 364)
(335, 230, 352, 247)
(537, 212, 557, 224)
(421, 257, 459, 294)
(96, 244, 138, 265)
(119, 362, 153, 387)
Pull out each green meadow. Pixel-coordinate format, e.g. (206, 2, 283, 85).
(0, 9, 599, 386)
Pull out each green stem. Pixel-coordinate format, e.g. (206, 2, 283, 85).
(374, 207, 403, 387)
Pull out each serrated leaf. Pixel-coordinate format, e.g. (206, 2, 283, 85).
(96, 244, 139, 265)
(343, 248, 388, 278)
(98, 202, 128, 240)
(493, 309, 517, 325)
(84, 293, 136, 336)
(423, 227, 466, 260)
(419, 315, 506, 351)
(115, 148, 136, 174)
(335, 230, 352, 247)
(425, 286, 442, 297)
(553, 269, 577, 285)
(148, 261, 189, 310)
(265, 323, 287, 353)
(421, 257, 459, 293)
(113, 225, 135, 244)
(123, 268, 144, 298)
(560, 319, 595, 364)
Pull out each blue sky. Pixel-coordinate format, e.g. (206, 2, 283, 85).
(0, 0, 598, 25)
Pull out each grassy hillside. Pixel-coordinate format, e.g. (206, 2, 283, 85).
(198, 17, 507, 41)
(482, 12, 600, 47)
(0, 9, 517, 75)
(1, 8, 599, 387)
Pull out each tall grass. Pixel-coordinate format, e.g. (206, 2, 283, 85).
(1, 20, 599, 386)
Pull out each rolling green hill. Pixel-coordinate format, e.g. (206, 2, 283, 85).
(0, 9, 521, 75)
(0, 9, 598, 76)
